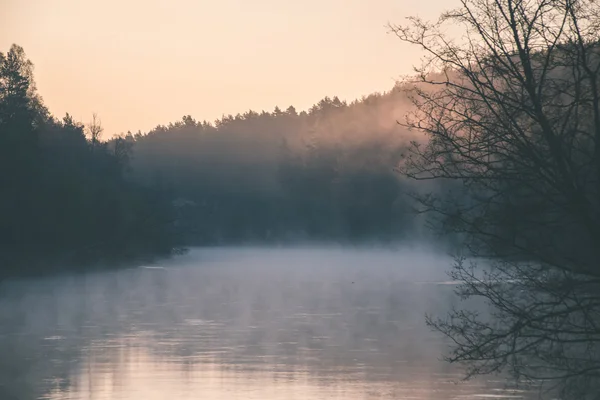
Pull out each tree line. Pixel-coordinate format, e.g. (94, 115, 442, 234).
(0, 44, 176, 277)
(123, 89, 435, 245)
(1, 43, 457, 277)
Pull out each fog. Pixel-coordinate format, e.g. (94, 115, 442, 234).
(121, 85, 448, 247)
(0, 43, 454, 271)
(0, 246, 532, 400)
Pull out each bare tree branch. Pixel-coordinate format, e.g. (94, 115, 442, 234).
(390, 0, 600, 398)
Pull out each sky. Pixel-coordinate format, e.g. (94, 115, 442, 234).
(1, 0, 455, 136)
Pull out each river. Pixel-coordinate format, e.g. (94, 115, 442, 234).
(0, 247, 533, 399)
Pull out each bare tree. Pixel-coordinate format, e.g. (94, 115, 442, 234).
(87, 112, 103, 149)
(390, 0, 600, 398)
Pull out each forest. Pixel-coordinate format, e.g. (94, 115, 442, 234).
(0, 43, 452, 277)
(0, 45, 176, 276)
(125, 85, 445, 245)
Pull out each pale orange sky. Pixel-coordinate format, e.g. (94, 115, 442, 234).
(1, 0, 455, 136)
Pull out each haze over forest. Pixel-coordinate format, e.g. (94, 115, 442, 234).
(1, 0, 471, 278)
(0, 41, 458, 276)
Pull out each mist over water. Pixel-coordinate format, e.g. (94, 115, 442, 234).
(0, 247, 533, 399)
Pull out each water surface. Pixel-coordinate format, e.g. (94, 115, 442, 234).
(0, 247, 533, 399)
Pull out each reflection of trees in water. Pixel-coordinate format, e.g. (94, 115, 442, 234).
(0, 272, 138, 400)
(0, 289, 85, 400)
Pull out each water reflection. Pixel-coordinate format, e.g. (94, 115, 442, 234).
(45, 347, 487, 400)
(0, 248, 533, 400)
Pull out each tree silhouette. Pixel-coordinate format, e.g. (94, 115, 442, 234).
(0, 44, 176, 277)
(392, 0, 600, 398)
